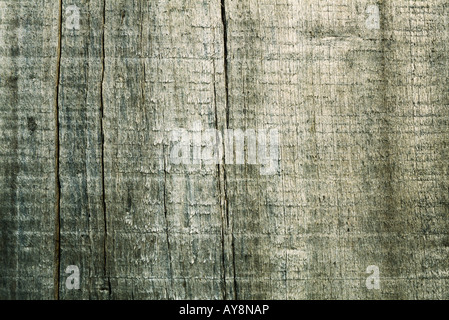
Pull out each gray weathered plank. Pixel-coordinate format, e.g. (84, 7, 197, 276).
(0, 0, 59, 299)
(1, 0, 449, 300)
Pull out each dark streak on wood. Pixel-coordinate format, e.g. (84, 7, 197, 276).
(53, 0, 63, 301)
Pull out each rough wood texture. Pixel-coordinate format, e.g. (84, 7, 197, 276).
(1, 0, 448, 300)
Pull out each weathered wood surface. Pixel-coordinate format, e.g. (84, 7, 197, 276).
(1, 0, 449, 299)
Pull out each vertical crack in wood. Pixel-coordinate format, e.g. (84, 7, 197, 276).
(378, 0, 399, 275)
(221, 0, 229, 130)
(139, 2, 146, 107)
(53, 0, 63, 301)
(100, 0, 111, 297)
(231, 230, 237, 299)
(163, 152, 174, 297)
(220, 0, 237, 299)
(213, 60, 227, 299)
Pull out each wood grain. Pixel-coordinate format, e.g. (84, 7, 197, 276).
(1, 0, 448, 299)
